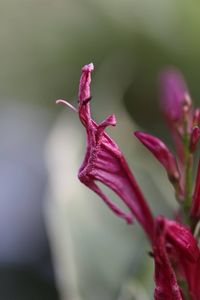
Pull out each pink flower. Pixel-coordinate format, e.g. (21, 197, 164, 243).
(57, 63, 200, 300)
(56, 63, 155, 239)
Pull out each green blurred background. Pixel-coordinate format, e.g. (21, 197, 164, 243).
(1, 0, 200, 299)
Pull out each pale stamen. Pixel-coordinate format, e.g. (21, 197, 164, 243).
(56, 99, 77, 112)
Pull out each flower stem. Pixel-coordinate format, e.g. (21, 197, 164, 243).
(183, 120, 193, 213)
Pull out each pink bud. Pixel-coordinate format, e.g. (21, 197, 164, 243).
(189, 126, 200, 153)
(135, 131, 180, 182)
(159, 68, 191, 124)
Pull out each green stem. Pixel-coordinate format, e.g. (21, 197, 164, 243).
(183, 121, 193, 213)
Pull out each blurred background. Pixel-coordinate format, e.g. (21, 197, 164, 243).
(1, 0, 200, 299)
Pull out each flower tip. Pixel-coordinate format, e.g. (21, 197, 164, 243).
(134, 130, 144, 139)
(106, 114, 117, 126)
(126, 216, 133, 224)
(159, 67, 186, 88)
(82, 63, 94, 72)
(134, 131, 162, 149)
(159, 67, 189, 122)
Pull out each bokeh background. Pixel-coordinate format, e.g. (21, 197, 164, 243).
(1, 0, 200, 299)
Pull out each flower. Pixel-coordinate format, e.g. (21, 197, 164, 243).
(57, 63, 200, 299)
(57, 63, 155, 239)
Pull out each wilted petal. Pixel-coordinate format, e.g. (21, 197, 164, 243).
(159, 68, 191, 124)
(154, 217, 183, 300)
(189, 126, 200, 153)
(191, 160, 200, 219)
(134, 131, 180, 182)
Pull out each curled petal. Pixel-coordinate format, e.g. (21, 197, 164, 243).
(159, 68, 191, 124)
(154, 217, 183, 300)
(191, 160, 200, 218)
(189, 126, 200, 153)
(135, 131, 180, 182)
(97, 114, 117, 139)
(99, 114, 117, 128)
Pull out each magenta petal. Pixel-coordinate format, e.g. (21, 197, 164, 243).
(79, 125, 155, 239)
(157, 217, 200, 299)
(99, 114, 117, 128)
(82, 180, 133, 224)
(159, 68, 191, 123)
(78, 63, 94, 126)
(164, 219, 199, 263)
(154, 218, 183, 300)
(191, 160, 200, 218)
(135, 131, 180, 181)
(97, 114, 117, 138)
(179, 255, 200, 300)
